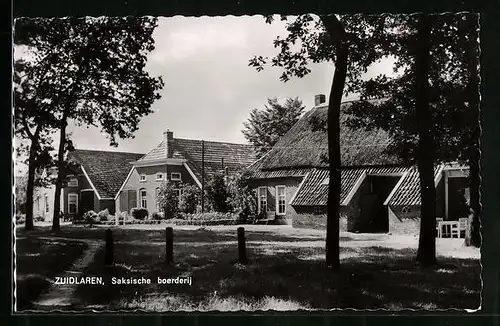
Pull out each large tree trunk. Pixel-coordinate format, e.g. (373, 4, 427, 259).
(321, 15, 349, 270)
(24, 144, 37, 231)
(415, 14, 437, 267)
(52, 121, 67, 232)
(464, 15, 481, 248)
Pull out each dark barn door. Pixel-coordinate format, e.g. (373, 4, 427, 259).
(361, 176, 401, 233)
(80, 191, 95, 217)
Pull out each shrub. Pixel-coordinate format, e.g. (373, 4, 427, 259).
(83, 210, 98, 226)
(34, 215, 45, 222)
(131, 207, 148, 220)
(151, 212, 164, 220)
(156, 181, 180, 219)
(97, 209, 110, 222)
(179, 184, 201, 214)
(227, 170, 258, 223)
(205, 171, 230, 212)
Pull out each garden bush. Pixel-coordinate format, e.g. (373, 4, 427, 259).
(83, 210, 98, 226)
(97, 209, 110, 222)
(34, 215, 45, 222)
(151, 212, 164, 220)
(131, 207, 148, 220)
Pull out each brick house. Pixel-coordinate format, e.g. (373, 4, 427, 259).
(248, 95, 470, 234)
(60, 130, 255, 218)
(115, 130, 256, 216)
(63, 150, 145, 218)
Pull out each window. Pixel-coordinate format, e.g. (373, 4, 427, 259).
(68, 193, 78, 214)
(140, 174, 147, 182)
(140, 189, 147, 208)
(67, 177, 78, 187)
(171, 172, 182, 181)
(156, 173, 164, 181)
(44, 194, 49, 213)
(276, 186, 286, 215)
(258, 187, 268, 213)
(36, 198, 40, 211)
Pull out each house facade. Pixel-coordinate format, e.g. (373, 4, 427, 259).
(115, 130, 256, 216)
(248, 94, 471, 235)
(62, 150, 145, 218)
(32, 167, 61, 221)
(61, 130, 255, 219)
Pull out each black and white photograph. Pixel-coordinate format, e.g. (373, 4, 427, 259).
(13, 13, 481, 312)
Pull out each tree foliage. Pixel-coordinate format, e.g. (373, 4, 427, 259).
(157, 181, 180, 219)
(14, 17, 164, 231)
(226, 169, 258, 223)
(242, 97, 305, 157)
(205, 171, 230, 213)
(179, 183, 201, 214)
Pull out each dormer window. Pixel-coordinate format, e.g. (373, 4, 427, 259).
(140, 174, 147, 182)
(156, 173, 164, 181)
(171, 172, 182, 181)
(68, 177, 78, 187)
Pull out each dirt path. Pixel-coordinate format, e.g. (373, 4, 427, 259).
(32, 238, 102, 310)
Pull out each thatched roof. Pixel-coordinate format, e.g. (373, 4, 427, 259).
(258, 101, 402, 171)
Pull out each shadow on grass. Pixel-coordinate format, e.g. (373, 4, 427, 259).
(17, 225, 386, 246)
(15, 237, 88, 310)
(73, 236, 481, 311)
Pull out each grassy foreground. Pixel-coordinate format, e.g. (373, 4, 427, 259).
(15, 225, 481, 311)
(15, 234, 88, 310)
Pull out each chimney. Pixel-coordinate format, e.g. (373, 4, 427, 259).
(163, 129, 174, 158)
(314, 94, 326, 106)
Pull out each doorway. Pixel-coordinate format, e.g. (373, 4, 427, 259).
(359, 175, 401, 233)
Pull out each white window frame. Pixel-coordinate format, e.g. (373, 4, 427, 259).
(276, 185, 286, 215)
(258, 186, 268, 213)
(139, 174, 147, 182)
(140, 189, 147, 208)
(68, 193, 78, 214)
(67, 177, 78, 187)
(156, 173, 164, 181)
(171, 172, 182, 181)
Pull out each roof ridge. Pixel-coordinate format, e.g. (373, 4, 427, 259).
(174, 137, 252, 147)
(73, 148, 145, 156)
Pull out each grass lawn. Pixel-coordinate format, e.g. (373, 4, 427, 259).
(15, 232, 88, 310)
(16, 225, 481, 311)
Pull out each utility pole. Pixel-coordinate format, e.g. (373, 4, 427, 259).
(201, 140, 205, 213)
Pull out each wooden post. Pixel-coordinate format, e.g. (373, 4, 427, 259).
(237, 227, 247, 264)
(105, 229, 114, 265)
(165, 227, 173, 264)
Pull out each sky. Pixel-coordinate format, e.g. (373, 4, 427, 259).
(15, 15, 394, 171)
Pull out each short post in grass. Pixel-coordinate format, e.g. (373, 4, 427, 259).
(104, 229, 114, 265)
(237, 227, 247, 264)
(165, 227, 173, 264)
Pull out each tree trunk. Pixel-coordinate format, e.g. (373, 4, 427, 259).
(415, 14, 437, 267)
(24, 144, 37, 231)
(321, 15, 349, 270)
(52, 122, 67, 232)
(464, 15, 481, 248)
